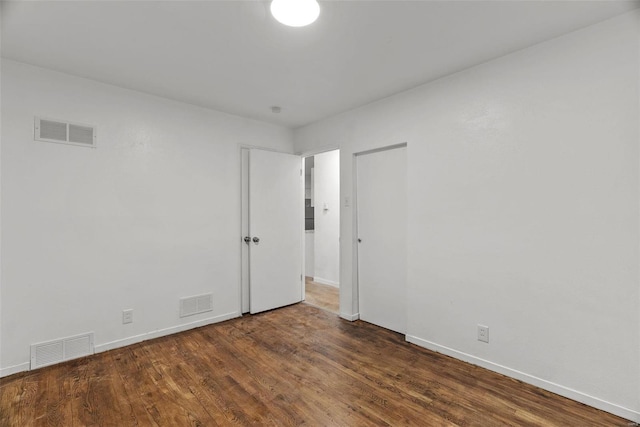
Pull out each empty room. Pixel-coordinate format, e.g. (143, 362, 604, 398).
(0, 0, 639, 425)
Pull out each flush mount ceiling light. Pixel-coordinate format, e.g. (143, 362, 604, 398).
(270, 0, 320, 27)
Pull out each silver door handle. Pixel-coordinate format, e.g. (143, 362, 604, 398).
(243, 236, 251, 244)
(253, 237, 260, 243)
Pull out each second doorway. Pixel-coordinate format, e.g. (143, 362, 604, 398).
(304, 149, 340, 313)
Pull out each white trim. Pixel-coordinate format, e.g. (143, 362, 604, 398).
(95, 311, 240, 353)
(340, 312, 360, 321)
(351, 153, 360, 317)
(0, 311, 241, 378)
(313, 277, 339, 288)
(296, 145, 340, 158)
(406, 335, 640, 423)
(238, 143, 296, 155)
(353, 142, 407, 158)
(0, 362, 30, 378)
(300, 156, 306, 304)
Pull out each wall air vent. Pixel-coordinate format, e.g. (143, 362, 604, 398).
(34, 117, 96, 148)
(180, 293, 213, 318)
(30, 332, 95, 370)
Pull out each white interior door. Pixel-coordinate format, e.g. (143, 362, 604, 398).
(248, 149, 303, 314)
(356, 146, 407, 334)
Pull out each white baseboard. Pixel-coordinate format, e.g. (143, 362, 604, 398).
(340, 312, 360, 321)
(0, 362, 30, 378)
(313, 277, 339, 288)
(95, 311, 240, 353)
(0, 312, 241, 378)
(406, 335, 640, 423)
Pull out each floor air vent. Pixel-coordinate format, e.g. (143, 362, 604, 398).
(180, 293, 213, 318)
(34, 117, 96, 148)
(30, 332, 94, 370)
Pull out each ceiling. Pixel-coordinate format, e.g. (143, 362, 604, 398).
(2, 1, 638, 128)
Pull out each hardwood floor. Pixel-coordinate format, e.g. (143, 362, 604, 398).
(0, 303, 632, 426)
(304, 278, 340, 313)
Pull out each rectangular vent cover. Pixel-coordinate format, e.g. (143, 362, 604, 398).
(30, 332, 94, 370)
(180, 293, 213, 318)
(34, 117, 96, 147)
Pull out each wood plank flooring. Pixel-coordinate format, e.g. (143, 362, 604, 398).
(0, 303, 632, 426)
(304, 278, 340, 313)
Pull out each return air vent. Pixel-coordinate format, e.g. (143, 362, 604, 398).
(34, 117, 96, 147)
(180, 293, 213, 318)
(30, 332, 94, 370)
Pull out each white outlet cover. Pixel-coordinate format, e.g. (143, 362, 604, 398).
(123, 309, 133, 324)
(478, 325, 489, 343)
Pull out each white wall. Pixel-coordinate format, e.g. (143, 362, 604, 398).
(0, 60, 293, 375)
(295, 11, 640, 421)
(313, 150, 340, 286)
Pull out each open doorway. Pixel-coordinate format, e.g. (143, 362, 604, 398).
(303, 150, 340, 314)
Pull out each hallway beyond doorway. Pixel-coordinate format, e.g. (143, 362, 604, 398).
(304, 277, 339, 314)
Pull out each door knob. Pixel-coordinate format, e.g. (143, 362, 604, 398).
(253, 237, 260, 243)
(357, 238, 362, 243)
(243, 236, 251, 244)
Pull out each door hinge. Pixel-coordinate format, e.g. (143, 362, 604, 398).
(300, 169, 303, 176)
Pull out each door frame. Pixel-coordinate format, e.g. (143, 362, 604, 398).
(297, 146, 340, 310)
(240, 144, 343, 315)
(353, 142, 407, 320)
(239, 145, 305, 314)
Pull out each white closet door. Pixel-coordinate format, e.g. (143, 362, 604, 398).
(356, 146, 407, 334)
(249, 149, 303, 314)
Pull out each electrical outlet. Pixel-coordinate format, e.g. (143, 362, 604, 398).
(478, 324, 489, 343)
(122, 309, 133, 324)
